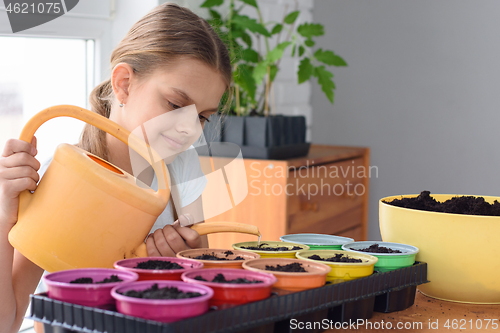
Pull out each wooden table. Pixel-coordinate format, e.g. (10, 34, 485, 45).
(323, 291, 500, 333)
(200, 145, 371, 249)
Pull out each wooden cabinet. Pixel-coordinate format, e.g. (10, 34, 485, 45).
(201, 145, 370, 249)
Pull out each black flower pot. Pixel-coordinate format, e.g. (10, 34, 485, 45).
(222, 116, 245, 146)
(203, 113, 222, 143)
(201, 114, 310, 159)
(244, 116, 267, 147)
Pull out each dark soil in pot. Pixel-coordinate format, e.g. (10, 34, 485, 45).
(193, 273, 263, 284)
(135, 260, 184, 270)
(119, 284, 202, 299)
(70, 275, 123, 284)
(357, 244, 402, 254)
(264, 263, 306, 272)
(384, 191, 500, 216)
(241, 243, 302, 251)
(308, 254, 363, 263)
(191, 251, 245, 261)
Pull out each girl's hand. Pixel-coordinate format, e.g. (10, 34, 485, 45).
(145, 214, 203, 257)
(0, 137, 40, 228)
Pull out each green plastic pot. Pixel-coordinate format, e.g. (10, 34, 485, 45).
(280, 233, 354, 250)
(341, 241, 419, 272)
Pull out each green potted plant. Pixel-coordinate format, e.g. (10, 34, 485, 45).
(201, 0, 347, 159)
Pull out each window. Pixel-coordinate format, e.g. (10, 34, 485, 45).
(0, 37, 94, 164)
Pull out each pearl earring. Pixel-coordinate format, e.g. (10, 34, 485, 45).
(119, 101, 124, 107)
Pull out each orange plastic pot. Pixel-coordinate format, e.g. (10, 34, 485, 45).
(242, 258, 330, 292)
(177, 248, 260, 269)
(114, 257, 203, 281)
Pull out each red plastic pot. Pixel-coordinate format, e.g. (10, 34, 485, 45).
(111, 280, 213, 323)
(43, 268, 138, 309)
(181, 268, 277, 308)
(113, 256, 203, 281)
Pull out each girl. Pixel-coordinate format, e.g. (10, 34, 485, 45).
(0, 3, 231, 332)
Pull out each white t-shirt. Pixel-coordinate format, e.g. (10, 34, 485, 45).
(38, 146, 207, 234)
(149, 147, 207, 233)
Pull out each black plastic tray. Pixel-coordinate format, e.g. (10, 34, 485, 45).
(29, 262, 427, 333)
(197, 143, 311, 160)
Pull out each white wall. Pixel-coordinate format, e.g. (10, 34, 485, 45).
(311, 0, 500, 240)
(112, 0, 159, 49)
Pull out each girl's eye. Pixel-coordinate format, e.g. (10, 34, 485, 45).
(168, 101, 181, 109)
(198, 114, 210, 123)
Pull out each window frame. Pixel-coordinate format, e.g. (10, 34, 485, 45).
(0, 1, 114, 86)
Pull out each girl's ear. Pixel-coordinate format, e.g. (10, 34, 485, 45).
(111, 63, 134, 104)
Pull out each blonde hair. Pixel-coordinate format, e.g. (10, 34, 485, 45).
(79, 3, 232, 160)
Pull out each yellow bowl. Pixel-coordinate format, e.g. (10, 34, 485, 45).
(233, 241, 309, 258)
(380, 194, 500, 304)
(296, 250, 377, 283)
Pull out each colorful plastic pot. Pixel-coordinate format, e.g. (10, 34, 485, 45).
(181, 268, 276, 307)
(111, 280, 213, 323)
(113, 257, 203, 281)
(380, 194, 500, 304)
(342, 241, 418, 272)
(296, 250, 378, 284)
(233, 241, 309, 258)
(177, 248, 260, 269)
(242, 258, 330, 291)
(280, 233, 354, 250)
(43, 268, 138, 309)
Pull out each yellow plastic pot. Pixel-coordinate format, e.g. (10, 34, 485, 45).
(233, 241, 309, 258)
(380, 194, 500, 304)
(8, 105, 171, 272)
(296, 250, 377, 283)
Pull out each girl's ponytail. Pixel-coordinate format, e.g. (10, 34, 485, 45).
(78, 79, 113, 160)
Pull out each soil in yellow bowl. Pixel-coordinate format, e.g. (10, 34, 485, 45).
(233, 241, 309, 259)
(296, 250, 377, 283)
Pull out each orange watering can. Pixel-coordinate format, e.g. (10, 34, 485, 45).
(8, 105, 259, 272)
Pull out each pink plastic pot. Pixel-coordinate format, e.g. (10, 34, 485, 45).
(111, 280, 213, 323)
(181, 268, 277, 308)
(43, 268, 138, 309)
(113, 257, 203, 281)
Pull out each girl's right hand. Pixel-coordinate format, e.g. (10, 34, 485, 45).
(0, 137, 40, 228)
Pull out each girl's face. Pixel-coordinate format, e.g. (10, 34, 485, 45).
(113, 58, 226, 163)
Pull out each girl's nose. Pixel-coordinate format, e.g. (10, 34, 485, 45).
(174, 105, 201, 136)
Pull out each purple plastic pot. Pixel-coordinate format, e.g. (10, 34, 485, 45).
(111, 280, 213, 323)
(43, 268, 138, 309)
(114, 257, 203, 281)
(181, 268, 277, 308)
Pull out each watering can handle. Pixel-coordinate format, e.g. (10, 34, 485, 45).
(18, 105, 170, 204)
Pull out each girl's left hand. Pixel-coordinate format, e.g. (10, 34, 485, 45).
(145, 214, 203, 257)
